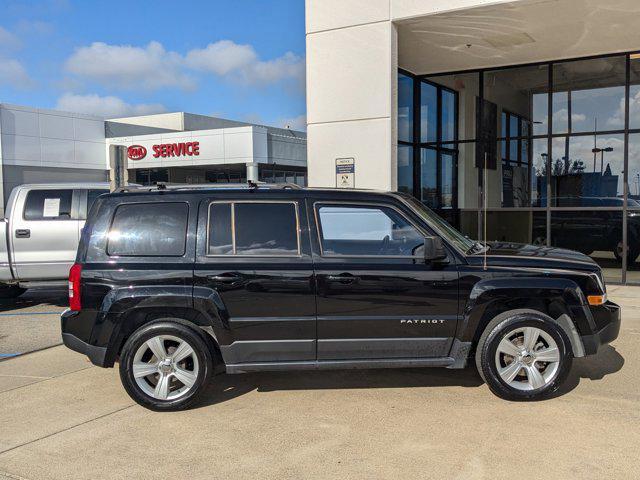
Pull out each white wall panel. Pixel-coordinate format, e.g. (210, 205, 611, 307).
(40, 114, 74, 140)
(307, 117, 393, 190)
(306, 0, 389, 33)
(307, 21, 394, 124)
(74, 118, 105, 142)
(1, 109, 39, 136)
(1, 134, 41, 163)
(41, 137, 75, 166)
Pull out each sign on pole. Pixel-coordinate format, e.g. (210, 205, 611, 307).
(335, 157, 355, 188)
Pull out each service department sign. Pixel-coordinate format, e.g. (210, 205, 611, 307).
(336, 157, 355, 188)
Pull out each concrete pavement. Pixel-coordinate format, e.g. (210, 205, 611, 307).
(0, 289, 67, 358)
(0, 286, 638, 479)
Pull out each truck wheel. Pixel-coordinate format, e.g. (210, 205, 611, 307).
(119, 321, 214, 411)
(0, 285, 27, 299)
(475, 311, 572, 401)
(613, 240, 640, 265)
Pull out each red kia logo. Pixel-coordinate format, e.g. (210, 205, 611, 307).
(127, 145, 147, 160)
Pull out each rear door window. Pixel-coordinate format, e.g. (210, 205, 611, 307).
(208, 202, 299, 256)
(107, 202, 188, 256)
(23, 189, 73, 220)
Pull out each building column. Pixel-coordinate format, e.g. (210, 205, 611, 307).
(306, 0, 397, 190)
(246, 162, 259, 182)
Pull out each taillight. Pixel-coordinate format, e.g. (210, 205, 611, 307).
(68, 263, 82, 311)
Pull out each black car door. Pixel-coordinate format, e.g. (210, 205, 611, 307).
(193, 195, 316, 366)
(309, 198, 459, 361)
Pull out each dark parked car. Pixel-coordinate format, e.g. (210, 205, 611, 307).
(61, 184, 620, 410)
(532, 197, 640, 263)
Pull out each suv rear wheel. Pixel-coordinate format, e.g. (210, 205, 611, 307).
(119, 321, 214, 411)
(475, 311, 572, 400)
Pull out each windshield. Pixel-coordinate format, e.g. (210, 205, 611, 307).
(397, 193, 476, 253)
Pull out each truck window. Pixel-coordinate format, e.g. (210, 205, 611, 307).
(316, 204, 424, 257)
(208, 202, 299, 256)
(87, 189, 109, 216)
(107, 202, 188, 257)
(23, 189, 73, 220)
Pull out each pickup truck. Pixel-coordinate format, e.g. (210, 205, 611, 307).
(0, 183, 110, 297)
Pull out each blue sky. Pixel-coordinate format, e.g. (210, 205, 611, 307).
(0, 0, 307, 129)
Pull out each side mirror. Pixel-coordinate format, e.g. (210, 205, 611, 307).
(423, 236, 447, 262)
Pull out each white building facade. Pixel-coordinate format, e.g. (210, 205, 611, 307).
(306, 0, 640, 284)
(0, 105, 306, 211)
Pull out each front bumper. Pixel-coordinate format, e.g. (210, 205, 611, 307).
(581, 301, 621, 355)
(61, 308, 108, 367)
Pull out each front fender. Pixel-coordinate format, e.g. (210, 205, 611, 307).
(457, 277, 594, 345)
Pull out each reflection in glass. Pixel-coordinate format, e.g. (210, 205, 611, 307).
(397, 145, 413, 195)
(421, 149, 437, 208)
(553, 56, 626, 133)
(550, 210, 622, 282)
(531, 139, 547, 207)
(626, 209, 640, 283)
(425, 72, 478, 140)
(550, 134, 624, 206)
(421, 82, 437, 143)
(442, 89, 456, 142)
(441, 153, 454, 208)
(398, 73, 413, 142)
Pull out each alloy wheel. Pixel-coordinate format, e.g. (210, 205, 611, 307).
(494, 326, 560, 391)
(132, 334, 199, 400)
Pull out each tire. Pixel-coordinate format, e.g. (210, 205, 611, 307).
(613, 239, 640, 265)
(475, 310, 572, 401)
(0, 285, 26, 299)
(119, 320, 214, 411)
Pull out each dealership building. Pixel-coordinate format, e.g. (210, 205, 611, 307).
(305, 0, 640, 283)
(0, 103, 307, 207)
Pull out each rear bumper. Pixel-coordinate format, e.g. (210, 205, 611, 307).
(581, 301, 621, 355)
(61, 308, 108, 367)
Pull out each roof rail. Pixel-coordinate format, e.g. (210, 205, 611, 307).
(115, 182, 302, 193)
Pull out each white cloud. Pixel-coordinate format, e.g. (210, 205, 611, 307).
(56, 93, 166, 118)
(552, 108, 586, 125)
(0, 26, 21, 50)
(185, 40, 305, 86)
(607, 89, 640, 129)
(65, 41, 194, 91)
(0, 58, 31, 88)
(278, 114, 306, 131)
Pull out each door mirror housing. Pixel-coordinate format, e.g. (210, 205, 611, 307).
(423, 236, 447, 262)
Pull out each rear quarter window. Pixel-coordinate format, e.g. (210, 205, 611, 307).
(107, 202, 189, 257)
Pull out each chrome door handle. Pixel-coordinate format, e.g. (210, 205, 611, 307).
(326, 274, 359, 284)
(208, 274, 242, 283)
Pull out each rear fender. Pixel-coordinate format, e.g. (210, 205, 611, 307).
(97, 285, 228, 366)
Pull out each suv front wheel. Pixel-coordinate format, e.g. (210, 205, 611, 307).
(475, 311, 573, 400)
(119, 321, 214, 411)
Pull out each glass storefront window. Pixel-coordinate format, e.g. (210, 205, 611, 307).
(550, 210, 622, 282)
(420, 82, 437, 143)
(550, 134, 624, 206)
(531, 138, 548, 207)
(398, 73, 414, 142)
(421, 148, 437, 208)
(397, 145, 413, 195)
(553, 56, 626, 133)
(442, 90, 456, 142)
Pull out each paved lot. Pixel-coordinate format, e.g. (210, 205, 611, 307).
(0, 286, 638, 479)
(0, 288, 67, 359)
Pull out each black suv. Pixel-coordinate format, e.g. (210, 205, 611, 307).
(61, 184, 621, 410)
